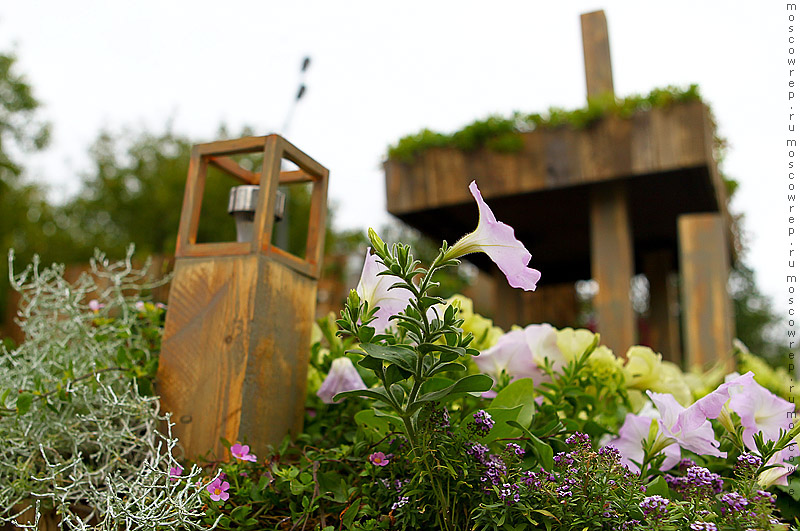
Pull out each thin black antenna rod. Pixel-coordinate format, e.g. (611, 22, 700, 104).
(281, 56, 311, 135)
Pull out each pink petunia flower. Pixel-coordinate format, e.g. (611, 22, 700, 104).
(605, 413, 681, 472)
(135, 301, 146, 311)
(646, 391, 725, 458)
(369, 451, 390, 466)
(206, 478, 230, 502)
(88, 299, 105, 312)
(473, 324, 562, 389)
(169, 465, 183, 482)
(444, 181, 540, 291)
(317, 357, 367, 404)
(726, 374, 795, 451)
(230, 443, 257, 462)
(356, 249, 414, 332)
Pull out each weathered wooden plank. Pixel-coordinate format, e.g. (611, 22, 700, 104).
(581, 10, 615, 99)
(158, 256, 257, 459)
(678, 213, 734, 370)
(643, 249, 681, 363)
(208, 155, 259, 184)
(240, 259, 318, 449)
(590, 184, 636, 357)
(195, 135, 270, 156)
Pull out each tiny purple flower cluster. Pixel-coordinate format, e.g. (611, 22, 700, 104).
(520, 471, 540, 488)
(466, 442, 489, 461)
(751, 489, 776, 505)
(665, 466, 722, 500)
(472, 410, 495, 435)
(686, 466, 723, 494)
(565, 432, 591, 449)
(619, 520, 641, 530)
(720, 492, 749, 514)
(391, 496, 409, 510)
(480, 454, 508, 485)
(735, 453, 763, 477)
(553, 451, 575, 467)
(499, 482, 520, 505)
(640, 495, 670, 518)
(689, 522, 717, 531)
(505, 442, 525, 457)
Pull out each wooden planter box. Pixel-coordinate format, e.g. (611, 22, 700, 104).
(384, 100, 734, 367)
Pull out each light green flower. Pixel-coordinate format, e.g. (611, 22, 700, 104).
(586, 345, 624, 381)
(623, 346, 692, 406)
(555, 327, 596, 363)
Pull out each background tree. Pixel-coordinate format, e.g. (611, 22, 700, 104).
(0, 52, 52, 331)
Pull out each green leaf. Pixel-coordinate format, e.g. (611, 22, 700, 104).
(357, 326, 375, 343)
(230, 505, 251, 523)
(333, 387, 391, 404)
(357, 355, 383, 372)
(646, 475, 669, 497)
(410, 374, 493, 412)
(427, 362, 467, 376)
(489, 378, 536, 428)
(385, 364, 412, 386)
(479, 405, 524, 442)
(354, 409, 400, 438)
(358, 343, 417, 372)
(16, 392, 33, 416)
(778, 476, 800, 501)
(341, 500, 360, 528)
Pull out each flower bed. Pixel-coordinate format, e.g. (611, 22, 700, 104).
(1, 184, 798, 530)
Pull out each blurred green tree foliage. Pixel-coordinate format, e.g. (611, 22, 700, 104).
(0, 52, 54, 321)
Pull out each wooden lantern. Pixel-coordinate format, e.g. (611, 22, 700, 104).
(156, 135, 328, 460)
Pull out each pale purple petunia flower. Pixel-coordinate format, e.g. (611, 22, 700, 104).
(647, 390, 725, 458)
(230, 443, 257, 462)
(88, 299, 105, 312)
(473, 324, 562, 388)
(605, 413, 681, 472)
(356, 249, 414, 332)
(727, 375, 795, 451)
(316, 357, 367, 404)
(445, 181, 541, 291)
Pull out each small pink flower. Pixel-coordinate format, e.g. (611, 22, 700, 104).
(135, 301, 146, 311)
(169, 465, 183, 482)
(369, 451, 390, 466)
(88, 299, 105, 312)
(156, 302, 167, 310)
(206, 477, 230, 502)
(230, 443, 257, 462)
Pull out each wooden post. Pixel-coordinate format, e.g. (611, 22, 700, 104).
(582, 11, 635, 356)
(643, 250, 682, 363)
(678, 214, 734, 371)
(581, 10, 615, 99)
(590, 184, 636, 356)
(156, 135, 329, 460)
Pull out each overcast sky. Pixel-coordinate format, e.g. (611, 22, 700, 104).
(0, 1, 788, 314)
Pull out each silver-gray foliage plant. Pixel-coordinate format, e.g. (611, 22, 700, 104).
(0, 246, 216, 530)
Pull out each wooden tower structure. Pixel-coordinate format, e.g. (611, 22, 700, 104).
(157, 135, 329, 459)
(383, 11, 734, 368)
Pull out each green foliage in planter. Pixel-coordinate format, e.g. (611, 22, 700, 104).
(386, 85, 704, 164)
